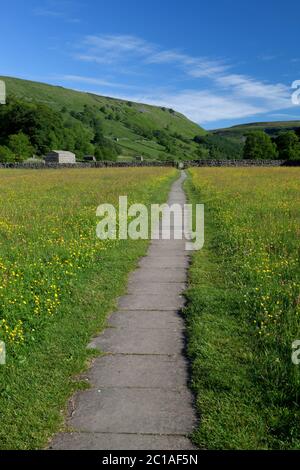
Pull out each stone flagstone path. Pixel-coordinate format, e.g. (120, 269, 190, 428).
(51, 171, 197, 450)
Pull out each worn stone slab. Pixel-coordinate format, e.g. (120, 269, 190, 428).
(128, 268, 187, 283)
(50, 171, 196, 451)
(146, 246, 187, 258)
(108, 309, 184, 329)
(51, 433, 196, 450)
(151, 231, 187, 240)
(118, 292, 185, 310)
(126, 282, 186, 294)
(87, 354, 189, 388)
(150, 239, 186, 247)
(88, 326, 184, 355)
(138, 256, 189, 269)
(69, 388, 196, 435)
(150, 237, 188, 244)
(168, 197, 186, 204)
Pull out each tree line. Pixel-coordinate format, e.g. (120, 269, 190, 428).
(193, 129, 300, 161)
(0, 97, 120, 163)
(243, 130, 300, 160)
(1, 95, 299, 163)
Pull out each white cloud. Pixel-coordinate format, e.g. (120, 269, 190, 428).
(71, 33, 296, 124)
(84, 88, 264, 124)
(148, 50, 230, 79)
(215, 74, 291, 111)
(33, 1, 80, 23)
(75, 34, 155, 65)
(258, 54, 277, 61)
(33, 8, 63, 17)
(269, 113, 300, 119)
(155, 90, 265, 123)
(58, 74, 136, 89)
(77, 34, 229, 78)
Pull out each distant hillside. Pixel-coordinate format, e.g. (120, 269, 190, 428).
(212, 120, 300, 141)
(0, 76, 206, 161)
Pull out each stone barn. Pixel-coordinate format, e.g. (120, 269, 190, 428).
(45, 151, 76, 164)
(83, 155, 96, 162)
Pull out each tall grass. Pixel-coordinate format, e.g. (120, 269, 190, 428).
(0, 167, 177, 449)
(186, 168, 300, 449)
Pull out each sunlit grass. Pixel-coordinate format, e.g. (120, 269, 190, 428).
(0, 167, 177, 449)
(186, 168, 300, 449)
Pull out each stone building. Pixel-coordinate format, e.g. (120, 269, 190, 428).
(45, 151, 76, 164)
(83, 155, 96, 162)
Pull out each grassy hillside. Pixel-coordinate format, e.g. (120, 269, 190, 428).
(212, 120, 300, 141)
(0, 76, 206, 161)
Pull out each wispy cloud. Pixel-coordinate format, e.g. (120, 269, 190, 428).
(58, 74, 136, 89)
(74, 34, 154, 65)
(269, 113, 300, 119)
(33, 1, 80, 23)
(33, 8, 63, 17)
(148, 51, 230, 80)
(70, 33, 296, 125)
(92, 88, 265, 124)
(76, 34, 229, 78)
(258, 54, 277, 62)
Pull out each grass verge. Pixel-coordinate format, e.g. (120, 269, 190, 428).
(0, 168, 177, 449)
(184, 169, 300, 450)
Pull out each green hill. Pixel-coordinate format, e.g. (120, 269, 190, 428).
(212, 120, 300, 140)
(0, 76, 206, 161)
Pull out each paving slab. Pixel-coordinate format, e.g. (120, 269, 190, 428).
(69, 388, 196, 435)
(108, 309, 184, 329)
(88, 325, 184, 355)
(128, 268, 187, 283)
(50, 171, 196, 450)
(138, 256, 189, 269)
(87, 354, 189, 388)
(150, 239, 186, 247)
(146, 246, 187, 257)
(118, 292, 185, 311)
(151, 230, 187, 240)
(126, 282, 186, 294)
(51, 433, 196, 450)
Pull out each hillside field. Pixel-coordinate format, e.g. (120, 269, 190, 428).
(0, 76, 205, 162)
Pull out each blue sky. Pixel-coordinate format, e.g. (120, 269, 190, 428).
(1, 0, 300, 129)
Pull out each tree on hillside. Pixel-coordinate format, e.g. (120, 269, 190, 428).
(194, 134, 243, 159)
(0, 145, 15, 163)
(275, 131, 300, 160)
(30, 104, 65, 154)
(193, 135, 205, 145)
(243, 131, 278, 159)
(63, 119, 95, 158)
(8, 133, 34, 162)
(93, 131, 120, 161)
(0, 96, 65, 155)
